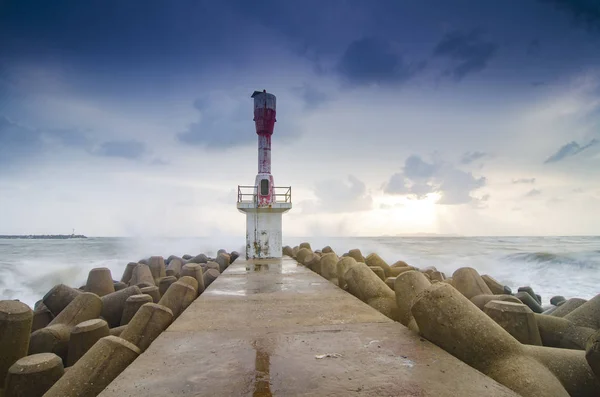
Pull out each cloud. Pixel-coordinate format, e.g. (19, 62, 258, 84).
(295, 83, 329, 110)
(525, 188, 542, 197)
(460, 151, 487, 164)
(433, 29, 498, 81)
(91, 140, 146, 159)
(384, 155, 486, 205)
(540, 0, 600, 32)
(544, 139, 599, 163)
(336, 37, 424, 86)
(512, 178, 536, 184)
(301, 175, 373, 213)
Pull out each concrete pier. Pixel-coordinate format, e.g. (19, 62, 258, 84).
(99, 257, 518, 396)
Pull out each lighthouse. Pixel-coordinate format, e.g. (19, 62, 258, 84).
(237, 90, 292, 259)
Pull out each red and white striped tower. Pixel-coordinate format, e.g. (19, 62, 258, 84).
(237, 90, 292, 259)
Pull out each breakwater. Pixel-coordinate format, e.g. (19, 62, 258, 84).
(0, 250, 238, 397)
(284, 242, 600, 397)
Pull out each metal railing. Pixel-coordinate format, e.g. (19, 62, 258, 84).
(237, 185, 292, 204)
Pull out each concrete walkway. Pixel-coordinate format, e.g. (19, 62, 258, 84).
(99, 257, 518, 396)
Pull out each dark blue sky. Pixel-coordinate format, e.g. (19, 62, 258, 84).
(1, 0, 600, 236)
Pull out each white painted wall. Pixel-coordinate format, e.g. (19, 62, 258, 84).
(245, 209, 284, 259)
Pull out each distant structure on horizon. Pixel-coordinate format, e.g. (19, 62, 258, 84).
(237, 90, 292, 259)
(0, 234, 87, 239)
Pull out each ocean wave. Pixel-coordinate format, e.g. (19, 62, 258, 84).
(503, 251, 597, 269)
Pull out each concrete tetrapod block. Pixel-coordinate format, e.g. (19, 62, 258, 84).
(66, 319, 110, 366)
(32, 304, 53, 332)
(481, 274, 506, 295)
(427, 270, 445, 282)
(216, 253, 230, 272)
(0, 301, 33, 389)
(29, 293, 102, 360)
(165, 258, 183, 278)
(42, 284, 83, 317)
(113, 281, 127, 291)
(100, 286, 142, 328)
(518, 286, 541, 304)
(368, 266, 386, 281)
(304, 254, 320, 272)
(140, 286, 160, 303)
(189, 253, 208, 264)
(120, 303, 173, 352)
(336, 257, 358, 291)
(120, 294, 153, 326)
(180, 263, 206, 295)
(514, 291, 544, 313)
(282, 246, 294, 257)
(451, 267, 493, 299)
(298, 242, 312, 251)
(158, 276, 178, 296)
(206, 261, 220, 273)
(318, 253, 338, 281)
(178, 275, 199, 293)
(470, 294, 522, 310)
(157, 281, 197, 319)
(586, 329, 600, 379)
(5, 353, 64, 397)
(203, 269, 220, 288)
(551, 298, 587, 317)
(147, 256, 166, 284)
(388, 266, 419, 277)
(385, 277, 396, 291)
(534, 313, 595, 350)
(181, 254, 192, 260)
(109, 325, 126, 337)
(295, 248, 312, 266)
(564, 293, 600, 330)
(483, 301, 543, 345)
(391, 260, 410, 268)
(347, 248, 365, 263)
(229, 251, 239, 264)
(44, 335, 140, 397)
(291, 246, 299, 258)
(129, 264, 155, 287)
(321, 245, 333, 254)
(394, 270, 431, 332)
(410, 283, 571, 397)
(344, 262, 401, 322)
(120, 262, 138, 284)
(365, 253, 392, 277)
(85, 267, 115, 297)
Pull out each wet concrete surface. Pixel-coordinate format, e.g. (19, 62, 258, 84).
(99, 257, 519, 396)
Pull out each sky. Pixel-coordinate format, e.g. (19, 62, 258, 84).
(1, 0, 600, 237)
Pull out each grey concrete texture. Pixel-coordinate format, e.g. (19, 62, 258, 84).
(99, 257, 519, 397)
(4, 353, 64, 397)
(483, 301, 543, 345)
(42, 284, 83, 316)
(0, 300, 33, 389)
(85, 267, 115, 297)
(100, 286, 142, 328)
(551, 298, 588, 318)
(67, 318, 110, 366)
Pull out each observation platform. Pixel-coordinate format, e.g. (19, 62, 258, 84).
(99, 257, 518, 396)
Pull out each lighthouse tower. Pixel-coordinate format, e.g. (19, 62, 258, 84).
(237, 90, 292, 259)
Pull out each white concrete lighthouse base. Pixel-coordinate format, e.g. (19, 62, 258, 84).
(238, 206, 290, 259)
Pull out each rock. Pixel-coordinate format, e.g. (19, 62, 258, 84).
(517, 286, 541, 304)
(120, 294, 153, 326)
(203, 269, 219, 288)
(282, 246, 294, 257)
(514, 292, 544, 314)
(66, 319, 110, 366)
(120, 303, 173, 352)
(120, 262, 138, 284)
(347, 248, 365, 263)
(5, 353, 64, 397)
(391, 260, 409, 268)
(157, 281, 197, 319)
(129, 264, 155, 287)
(368, 266, 386, 281)
(336, 257, 358, 290)
(344, 262, 400, 322)
(42, 284, 83, 317)
(563, 294, 600, 330)
(147, 256, 166, 283)
(550, 296, 566, 306)
(295, 248, 313, 266)
(140, 286, 160, 303)
(43, 336, 140, 397)
(551, 298, 587, 317)
(113, 281, 128, 291)
(365, 253, 392, 277)
(158, 276, 178, 296)
(0, 300, 33, 389)
(535, 314, 595, 350)
(452, 267, 493, 299)
(216, 253, 230, 272)
(100, 286, 142, 328)
(470, 294, 522, 310)
(29, 293, 102, 361)
(84, 267, 115, 297)
(318, 253, 338, 281)
(481, 275, 506, 295)
(394, 271, 431, 332)
(165, 258, 183, 278)
(484, 301, 542, 345)
(299, 242, 312, 251)
(180, 263, 206, 295)
(586, 329, 600, 379)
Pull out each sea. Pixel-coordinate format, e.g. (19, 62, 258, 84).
(1, 236, 599, 308)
